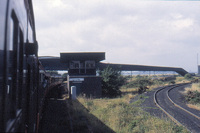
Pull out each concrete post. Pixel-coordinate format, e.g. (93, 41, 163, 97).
(67, 75, 71, 99)
(71, 86, 76, 100)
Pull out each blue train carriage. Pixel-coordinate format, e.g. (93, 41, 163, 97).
(0, 0, 41, 132)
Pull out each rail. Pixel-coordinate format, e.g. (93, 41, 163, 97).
(153, 85, 184, 127)
(167, 85, 200, 120)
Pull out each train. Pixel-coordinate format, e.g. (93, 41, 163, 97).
(0, 0, 51, 132)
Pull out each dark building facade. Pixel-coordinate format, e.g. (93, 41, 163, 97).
(69, 76, 102, 97)
(198, 65, 200, 75)
(60, 52, 105, 76)
(60, 52, 105, 98)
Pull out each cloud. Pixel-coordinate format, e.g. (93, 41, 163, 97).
(33, 0, 200, 72)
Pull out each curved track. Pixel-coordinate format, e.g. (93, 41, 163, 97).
(154, 84, 200, 133)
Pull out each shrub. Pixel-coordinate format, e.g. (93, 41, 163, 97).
(184, 73, 192, 80)
(100, 66, 126, 97)
(126, 76, 153, 94)
(173, 126, 184, 133)
(186, 91, 200, 104)
(170, 80, 176, 84)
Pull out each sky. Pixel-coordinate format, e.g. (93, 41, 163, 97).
(32, 0, 200, 73)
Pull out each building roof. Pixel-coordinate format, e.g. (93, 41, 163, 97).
(39, 56, 68, 70)
(60, 52, 105, 63)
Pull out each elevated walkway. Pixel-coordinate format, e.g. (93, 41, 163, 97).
(39, 56, 188, 76)
(98, 63, 188, 76)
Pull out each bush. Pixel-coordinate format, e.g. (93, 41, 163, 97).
(186, 91, 200, 104)
(100, 66, 126, 97)
(173, 126, 184, 133)
(126, 76, 153, 94)
(184, 73, 192, 80)
(170, 80, 176, 84)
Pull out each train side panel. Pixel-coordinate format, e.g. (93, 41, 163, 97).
(4, 0, 28, 132)
(0, 0, 40, 132)
(0, 0, 9, 131)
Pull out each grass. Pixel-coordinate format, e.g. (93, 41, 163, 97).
(186, 104, 200, 111)
(185, 83, 200, 93)
(184, 83, 200, 111)
(121, 79, 168, 97)
(175, 77, 189, 83)
(66, 75, 192, 132)
(121, 76, 192, 94)
(68, 95, 189, 133)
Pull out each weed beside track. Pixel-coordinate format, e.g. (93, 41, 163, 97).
(68, 95, 188, 133)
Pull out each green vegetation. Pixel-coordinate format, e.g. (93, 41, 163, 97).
(125, 76, 153, 94)
(68, 96, 188, 133)
(184, 73, 193, 80)
(186, 91, 200, 104)
(100, 66, 126, 97)
(100, 67, 190, 97)
(185, 83, 200, 108)
(66, 74, 192, 132)
(175, 76, 191, 84)
(122, 75, 178, 94)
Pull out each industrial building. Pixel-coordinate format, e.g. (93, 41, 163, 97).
(39, 52, 188, 97)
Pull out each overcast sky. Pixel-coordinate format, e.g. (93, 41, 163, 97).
(33, 0, 200, 72)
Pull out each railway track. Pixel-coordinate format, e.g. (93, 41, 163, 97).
(154, 84, 200, 133)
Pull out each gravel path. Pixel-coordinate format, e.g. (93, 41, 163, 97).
(130, 87, 168, 118)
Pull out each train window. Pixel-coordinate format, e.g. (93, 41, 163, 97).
(17, 29, 24, 110)
(7, 10, 21, 119)
(9, 17, 14, 51)
(28, 22, 33, 42)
